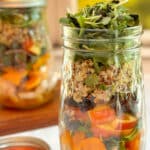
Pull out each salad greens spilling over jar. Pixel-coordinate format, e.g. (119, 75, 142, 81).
(60, 0, 145, 150)
(0, 5, 56, 109)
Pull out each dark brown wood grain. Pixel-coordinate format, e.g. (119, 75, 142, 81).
(0, 81, 60, 136)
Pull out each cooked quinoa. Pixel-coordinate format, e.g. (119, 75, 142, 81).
(65, 59, 134, 104)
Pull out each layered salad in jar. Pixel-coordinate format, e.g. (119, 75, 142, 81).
(60, 0, 144, 150)
(0, 7, 55, 109)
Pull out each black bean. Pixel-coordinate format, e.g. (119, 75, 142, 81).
(79, 97, 96, 112)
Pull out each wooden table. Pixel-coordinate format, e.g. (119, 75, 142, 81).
(0, 82, 60, 136)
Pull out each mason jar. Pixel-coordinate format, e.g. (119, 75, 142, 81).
(0, 136, 50, 150)
(0, 0, 57, 109)
(59, 26, 145, 150)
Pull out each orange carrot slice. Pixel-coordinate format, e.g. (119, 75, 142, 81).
(79, 137, 106, 150)
(112, 113, 137, 130)
(126, 132, 141, 150)
(95, 124, 133, 138)
(32, 53, 50, 70)
(88, 105, 116, 125)
(73, 131, 85, 144)
(72, 132, 85, 150)
(2, 67, 27, 86)
(23, 38, 33, 51)
(60, 130, 73, 150)
(61, 131, 107, 150)
(23, 71, 42, 90)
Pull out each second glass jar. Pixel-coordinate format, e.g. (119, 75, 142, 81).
(0, 0, 57, 109)
(59, 26, 145, 150)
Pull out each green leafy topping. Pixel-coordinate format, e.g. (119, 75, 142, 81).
(61, 0, 141, 67)
(85, 74, 99, 88)
(60, 0, 139, 30)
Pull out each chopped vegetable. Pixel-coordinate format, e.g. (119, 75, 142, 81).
(103, 137, 121, 150)
(96, 124, 134, 138)
(79, 137, 106, 150)
(29, 44, 41, 55)
(23, 38, 33, 51)
(125, 132, 141, 150)
(60, 130, 73, 150)
(72, 131, 85, 150)
(113, 114, 137, 130)
(77, 126, 93, 137)
(23, 38, 41, 55)
(32, 53, 50, 69)
(1, 67, 28, 86)
(22, 71, 42, 90)
(73, 108, 89, 122)
(88, 105, 116, 124)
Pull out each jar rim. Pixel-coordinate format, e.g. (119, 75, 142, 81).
(63, 25, 142, 33)
(0, 0, 46, 8)
(62, 25, 142, 52)
(0, 136, 50, 150)
(62, 25, 143, 41)
(63, 45, 141, 53)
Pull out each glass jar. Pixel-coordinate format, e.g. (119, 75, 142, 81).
(0, 0, 57, 109)
(0, 136, 50, 150)
(59, 26, 146, 150)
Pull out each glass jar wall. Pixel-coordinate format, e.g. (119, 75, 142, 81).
(59, 26, 145, 150)
(0, 0, 57, 109)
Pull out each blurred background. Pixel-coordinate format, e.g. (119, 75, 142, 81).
(48, 0, 150, 47)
